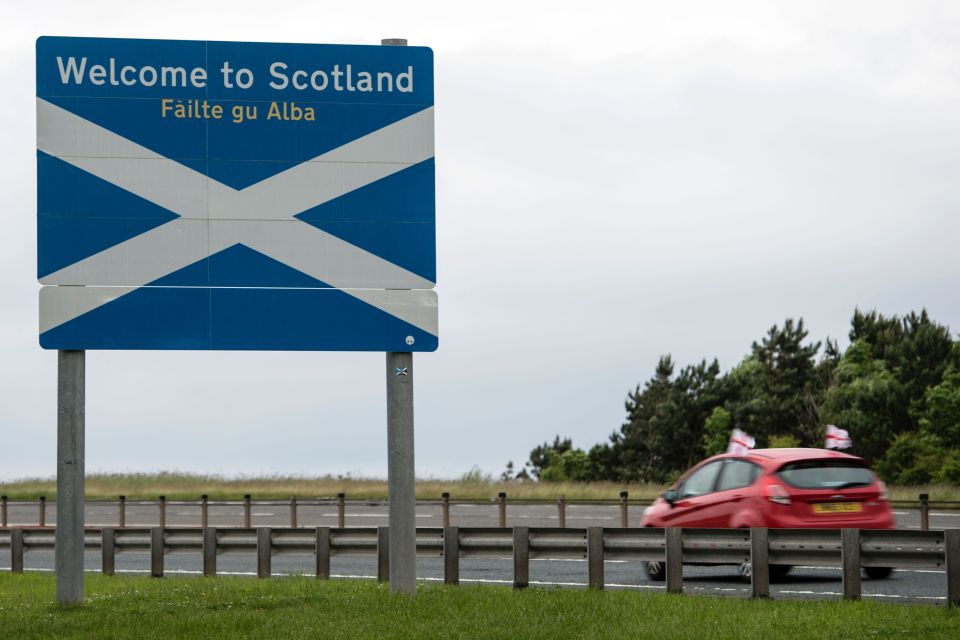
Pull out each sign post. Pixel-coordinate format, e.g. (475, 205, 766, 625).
(386, 351, 416, 594)
(382, 36, 417, 596)
(55, 349, 84, 604)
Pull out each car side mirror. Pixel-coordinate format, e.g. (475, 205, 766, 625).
(662, 489, 679, 506)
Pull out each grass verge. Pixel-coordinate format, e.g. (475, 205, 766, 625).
(0, 472, 667, 502)
(1, 573, 958, 640)
(0, 472, 954, 503)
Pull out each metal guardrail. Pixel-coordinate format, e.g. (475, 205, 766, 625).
(2, 493, 956, 531)
(1, 526, 957, 605)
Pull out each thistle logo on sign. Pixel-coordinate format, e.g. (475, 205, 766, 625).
(36, 36, 437, 351)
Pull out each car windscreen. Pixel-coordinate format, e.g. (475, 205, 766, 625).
(776, 460, 874, 490)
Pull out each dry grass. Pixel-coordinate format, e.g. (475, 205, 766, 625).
(0, 472, 954, 504)
(0, 472, 666, 502)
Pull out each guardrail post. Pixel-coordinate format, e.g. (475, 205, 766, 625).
(202, 527, 217, 577)
(201, 495, 209, 529)
(257, 528, 272, 578)
(513, 526, 529, 589)
(243, 494, 252, 528)
(158, 496, 166, 529)
(39, 496, 46, 527)
(841, 528, 861, 600)
(316, 527, 330, 579)
(151, 527, 164, 578)
(290, 496, 298, 528)
(946, 529, 959, 607)
(377, 527, 390, 582)
(441, 492, 450, 528)
(1, 495, 6, 527)
(750, 528, 769, 599)
(920, 493, 930, 531)
(444, 526, 459, 585)
(118, 495, 126, 528)
(665, 527, 683, 594)
(587, 527, 604, 589)
(619, 491, 628, 527)
(377, 526, 389, 582)
(498, 492, 507, 528)
(337, 493, 346, 528)
(11, 529, 24, 573)
(101, 528, 115, 576)
(558, 496, 566, 528)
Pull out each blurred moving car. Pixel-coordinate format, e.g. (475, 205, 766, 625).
(638, 448, 896, 581)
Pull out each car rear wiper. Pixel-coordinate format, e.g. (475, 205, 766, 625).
(830, 481, 870, 490)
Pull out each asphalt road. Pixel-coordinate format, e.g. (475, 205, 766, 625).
(2, 501, 956, 605)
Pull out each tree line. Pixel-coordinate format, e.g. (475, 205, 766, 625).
(511, 310, 960, 485)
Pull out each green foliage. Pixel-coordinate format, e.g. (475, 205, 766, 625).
(540, 449, 593, 482)
(876, 434, 945, 485)
(768, 434, 801, 448)
(519, 308, 960, 486)
(526, 436, 573, 480)
(702, 407, 732, 456)
(916, 370, 960, 449)
(937, 451, 960, 484)
(739, 319, 823, 447)
(820, 340, 905, 463)
(609, 357, 736, 482)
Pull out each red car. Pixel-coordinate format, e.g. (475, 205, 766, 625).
(639, 448, 896, 580)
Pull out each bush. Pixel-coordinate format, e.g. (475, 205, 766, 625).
(768, 434, 800, 448)
(935, 451, 960, 485)
(876, 433, 944, 484)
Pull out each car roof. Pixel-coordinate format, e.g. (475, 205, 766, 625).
(716, 447, 867, 472)
(744, 447, 861, 461)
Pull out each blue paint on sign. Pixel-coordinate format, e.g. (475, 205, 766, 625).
(37, 36, 437, 351)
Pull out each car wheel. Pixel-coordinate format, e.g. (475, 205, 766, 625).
(770, 564, 792, 579)
(739, 563, 791, 581)
(644, 561, 665, 581)
(864, 567, 893, 579)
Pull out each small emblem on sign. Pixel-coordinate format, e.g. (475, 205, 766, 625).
(394, 366, 409, 376)
(405, 335, 415, 346)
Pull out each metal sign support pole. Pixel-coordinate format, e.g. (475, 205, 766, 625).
(56, 349, 85, 604)
(381, 36, 417, 596)
(386, 351, 416, 594)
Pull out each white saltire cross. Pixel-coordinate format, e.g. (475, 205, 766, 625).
(37, 98, 437, 336)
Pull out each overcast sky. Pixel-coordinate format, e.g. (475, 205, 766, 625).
(2, 1, 958, 481)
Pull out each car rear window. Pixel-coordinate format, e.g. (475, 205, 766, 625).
(776, 460, 874, 489)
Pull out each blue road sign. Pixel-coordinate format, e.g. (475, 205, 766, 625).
(36, 36, 437, 351)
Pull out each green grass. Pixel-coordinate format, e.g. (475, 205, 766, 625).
(0, 472, 955, 504)
(0, 573, 957, 639)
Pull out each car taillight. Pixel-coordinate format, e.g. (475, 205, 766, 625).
(766, 483, 791, 505)
(878, 480, 889, 501)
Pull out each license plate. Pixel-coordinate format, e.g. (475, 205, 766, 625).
(812, 502, 862, 514)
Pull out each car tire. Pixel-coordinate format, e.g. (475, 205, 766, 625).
(644, 561, 665, 581)
(770, 564, 792, 579)
(864, 567, 894, 579)
(738, 563, 791, 581)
